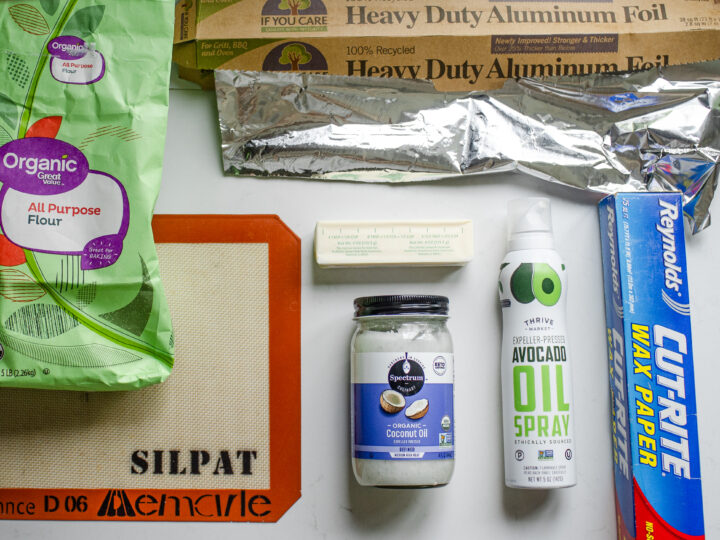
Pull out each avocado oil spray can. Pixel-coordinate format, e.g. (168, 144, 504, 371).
(499, 198, 576, 489)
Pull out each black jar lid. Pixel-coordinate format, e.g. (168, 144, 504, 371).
(353, 295, 449, 317)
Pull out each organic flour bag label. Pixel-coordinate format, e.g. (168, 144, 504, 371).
(0, 0, 174, 390)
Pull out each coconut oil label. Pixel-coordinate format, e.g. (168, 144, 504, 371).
(352, 352, 454, 460)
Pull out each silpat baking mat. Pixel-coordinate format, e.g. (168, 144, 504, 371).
(0, 215, 301, 522)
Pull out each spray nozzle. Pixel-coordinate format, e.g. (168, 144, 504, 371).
(507, 197, 554, 251)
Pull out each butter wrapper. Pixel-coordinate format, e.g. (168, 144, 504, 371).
(315, 220, 473, 267)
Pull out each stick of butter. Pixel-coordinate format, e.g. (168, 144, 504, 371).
(315, 220, 473, 267)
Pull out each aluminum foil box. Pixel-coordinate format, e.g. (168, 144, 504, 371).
(598, 193, 704, 539)
(174, 0, 720, 90)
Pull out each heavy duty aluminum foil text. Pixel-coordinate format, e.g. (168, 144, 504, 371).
(216, 62, 720, 232)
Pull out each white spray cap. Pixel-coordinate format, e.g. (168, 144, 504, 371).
(507, 197, 554, 251)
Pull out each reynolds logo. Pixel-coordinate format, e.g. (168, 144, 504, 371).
(261, 0, 328, 32)
(657, 199, 690, 316)
(604, 92, 660, 113)
(261, 42, 328, 73)
(606, 206, 623, 319)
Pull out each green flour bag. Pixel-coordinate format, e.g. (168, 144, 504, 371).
(0, 0, 174, 390)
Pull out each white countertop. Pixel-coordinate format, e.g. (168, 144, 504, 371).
(6, 85, 719, 539)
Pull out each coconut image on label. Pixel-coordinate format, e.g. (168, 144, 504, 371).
(380, 389, 405, 414)
(405, 398, 429, 420)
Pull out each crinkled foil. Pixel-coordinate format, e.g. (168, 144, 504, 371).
(216, 62, 720, 232)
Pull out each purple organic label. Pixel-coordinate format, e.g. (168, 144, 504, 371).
(47, 36, 88, 60)
(0, 165, 129, 270)
(48, 35, 105, 85)
(0, 138, 89, 195)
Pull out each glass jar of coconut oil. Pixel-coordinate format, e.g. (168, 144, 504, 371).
(351, 295, 454, 488)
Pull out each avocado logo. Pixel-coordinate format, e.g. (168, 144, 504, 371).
(260, 0, 328, 32)
(262, 42, 328, 72)
(510, 263, 562, 306)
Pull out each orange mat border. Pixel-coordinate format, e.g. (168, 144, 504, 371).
(0, 215, 302, 522)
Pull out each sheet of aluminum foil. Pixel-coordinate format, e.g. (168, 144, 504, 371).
(216, 61, 720, 232)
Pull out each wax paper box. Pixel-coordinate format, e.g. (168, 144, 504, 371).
(598, 193, 704, 539)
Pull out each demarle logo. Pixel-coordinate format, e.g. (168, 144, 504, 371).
(95, 489, 272, 518)
(262, 42, 328, 72)
(260, 0, 328, 32)
(98, 490, 136, 517)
